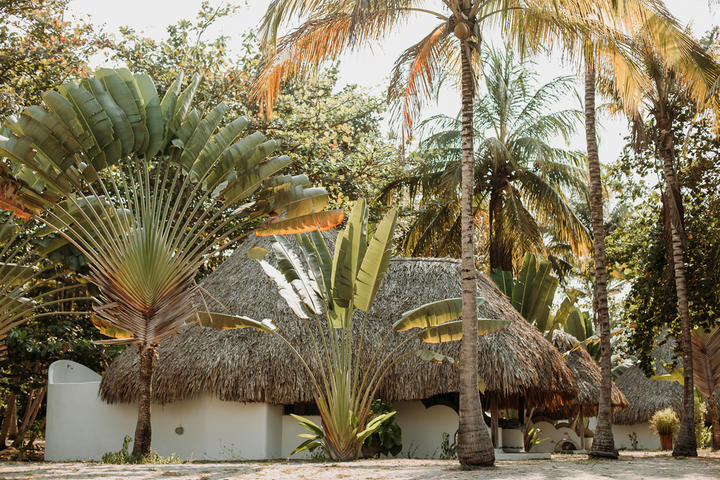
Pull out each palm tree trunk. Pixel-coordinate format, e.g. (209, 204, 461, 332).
(657, 127, 697, 457)
(457, 39, 494, 467)
(132, 344, 156, 458)
(489, 189, 513, 272)
(584, 65, 617, 459)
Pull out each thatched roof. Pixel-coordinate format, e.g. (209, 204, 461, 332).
(612, 338, 682, 425)
(544, 330, 628, 418)
(100, 233, 577, 409)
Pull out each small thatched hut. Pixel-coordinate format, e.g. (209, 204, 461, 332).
(546, 330, 628, 419)
(101, 234, 577, 412)
(612, 340, 682, 428)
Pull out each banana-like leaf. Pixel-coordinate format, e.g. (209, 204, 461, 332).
(273, 235, 323, 315)
(356, 411, 395, 443)
(296, 233, 328, 301)
(133, 72, 163, 157)
(490, 268, 514, 297)
(91, 314, 132, 339)
(256, 257, 309, 319)
(193, 311, 276, 333)
(564, 308, 593, 341)
(691, 325, 720, 399)
(353, 208, 397, 312)
(331, 200, 367, 308)
(417, 318, 511, 343)
(247, 246, 269, 260)
(415, 349, 458, 366)
(255, 209, 344, 236)
(393, 297, 487, 331)
(291, 413, 325, 436)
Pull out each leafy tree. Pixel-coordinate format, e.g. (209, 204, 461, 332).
(0, 0, 106, 117)
(385, 46, 589, 269)
(608, 106, 720, 371)
(108, 5, 400, 212)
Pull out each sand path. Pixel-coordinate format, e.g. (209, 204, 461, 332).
(1, 452, 718, 480)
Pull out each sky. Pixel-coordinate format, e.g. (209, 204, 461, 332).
(68, 0, 720, 163)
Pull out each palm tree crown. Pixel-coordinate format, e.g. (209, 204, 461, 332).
(387, 46, 589, 270)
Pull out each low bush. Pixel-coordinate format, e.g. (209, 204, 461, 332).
(101, 436, 185, 464)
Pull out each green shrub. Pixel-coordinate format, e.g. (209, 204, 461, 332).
(362, 399, 402, 457)
(694, 393, 711, 449)
(649, 408, 680, 436)
(101, 436, 185, 464)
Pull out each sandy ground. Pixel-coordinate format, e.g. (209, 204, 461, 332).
(0, 452, 718, 480)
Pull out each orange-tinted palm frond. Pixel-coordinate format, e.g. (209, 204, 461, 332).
(253, 8, 408, 116)
(255, 209, 345, 236)
(387, 22, 455, 142)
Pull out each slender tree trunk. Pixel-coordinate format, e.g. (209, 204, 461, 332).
(457, 38, 494, 467)
(0, 392, 16, 448)
(11, 385, 46, 449)
(488, 189, 513, 272)
(584, 65, 617, 459)
(657, 126, 697, 457)
(708, 390, 720, 450)
(132, 344, 156, 458)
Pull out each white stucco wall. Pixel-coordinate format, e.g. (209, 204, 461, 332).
(49, 361, 534, 461)
(45, 360, 284, 461)
(612, 424, 660, 450)
(393, 401, 458, 458)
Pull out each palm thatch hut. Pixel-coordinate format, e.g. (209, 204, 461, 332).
(101, 234, 577, 409)
(543, 330, 628, 419)
(612, 339, 682, 427)
(608, 336, 684, 450)
(98, 233, 578, 458)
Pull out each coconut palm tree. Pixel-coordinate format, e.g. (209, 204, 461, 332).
(384, 45, 589, 270)
(595, 31, 719, 456)
(253, 0, 697, 465)
(0, 68, 343, 457)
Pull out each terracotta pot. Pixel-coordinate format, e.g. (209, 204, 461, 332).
(660, 434, 673, 450)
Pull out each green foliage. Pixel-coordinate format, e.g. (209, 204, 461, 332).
(439, 432, 457, 460)
(250, 200, 399, 461)
(393, 297, 509, 343)
(491, 253, 588, 338)
(363, 399, 402, 457)
(101, 436, 184, 464)
(649, 408, 680, 436)
(0, 1, 107, 117)
(694, 391, 711, 449)
(523, 424, 549, 452)
(108, 6, 400, 213)
(608, 105, 720, 373)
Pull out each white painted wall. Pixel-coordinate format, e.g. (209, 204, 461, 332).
(45, 360, 283, 461)
(612, 424, 661, 450)
(48, 362, 533, 461)
(393, 401, 458, 458)
(529, 421, 582, 453)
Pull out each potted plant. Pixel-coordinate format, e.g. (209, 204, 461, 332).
(649, 408, 680, 450)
